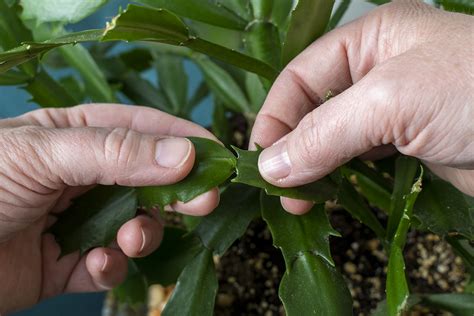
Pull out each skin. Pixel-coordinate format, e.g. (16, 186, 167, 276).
(251, 0, 474, 214)
(0, 104, 220, 314)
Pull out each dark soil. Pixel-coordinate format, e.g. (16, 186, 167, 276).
(214, 220, 285, 316)
(213, 209, 468, 316)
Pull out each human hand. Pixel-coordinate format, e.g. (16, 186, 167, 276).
(250, 0, 474, 214)
(0, 104, 219, 314)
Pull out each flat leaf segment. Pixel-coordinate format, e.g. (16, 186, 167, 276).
(232, 146, 337, 203)
(386, 162, 423, 316)
(261, 194, 353, 315)
(51, 186, 137, 256)
(0, 5, 278, 80)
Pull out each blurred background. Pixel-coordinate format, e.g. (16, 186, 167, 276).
(5, 1, 378, 315)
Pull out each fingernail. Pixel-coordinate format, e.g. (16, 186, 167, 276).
(101, 253, 110, 273)
(155, 138, 192, 168)
(139, 227, 148, 254)
(259, 141, 291, 181)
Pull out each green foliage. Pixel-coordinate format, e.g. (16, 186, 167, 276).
(415, 178, 474, 240)
(386, 156, 419, 240)
(386, 167, 422, 316)
(113, 260, 148, 306)
(194, 55, 251, 113)
(279, 255, 353, 316)
(0, 29, 103, 73)
(132, 185, 260, 312)
(272, 0, 293, 29)
(103, 5, 278, 80)
(51, 186, 137, 256)
(261, 194, 353, 314)
(1, 1, 472, 314)
(282, 0, 335, 66)
(23, 69, 78, 107)
(261, 196, 339, 267)
(0, 0, 36, 75)
(212, 100, 233, 144)
(373, 293, 474, 316)
(346, 159, 392, 212)
(186, 82, 210, 115)
(250, 0, 273, 20)
(326, 0, 351, 31)
(0, 70, 30, 85)
(420, 293, 474, 316)
(58, 44, 117, 103)
(338, 178, 386, 241)
(367, 0, 391, 5)
(58, 76, 85, 102)
(135, 0, 248, 30)
(440, 0, 474, 14)
(0, 6, 278, 80)
(162, 249, 217, 316)
(193, 185, 260, 255)
(155, 54, 188, 115)
(245, 72, 266, 112)
(0, 1, 33, 51)
(134, 228, 204, 286)
(244, 21, 281, 69)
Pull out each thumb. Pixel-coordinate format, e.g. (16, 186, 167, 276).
(257, 78, 389, 187)
(10, 126, 195, 188)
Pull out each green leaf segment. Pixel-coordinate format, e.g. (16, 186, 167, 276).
(281, 0, 335, 66)
(261, 195, 353, 315)
(51, 186, 137, 256)
(386, 160, 422, 316)
(0, 5, 278, 81)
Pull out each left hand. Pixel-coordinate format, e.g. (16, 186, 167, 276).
(0, 104, 219, 314)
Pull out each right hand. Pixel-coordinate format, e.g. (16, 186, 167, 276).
(250, 0, 474, 214)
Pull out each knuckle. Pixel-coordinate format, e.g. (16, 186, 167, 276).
(1, 126, 50, 162)
(0, 126, 59, 192)
(374, 0, 430, 16)
(101, 127, 141, 172)
(365, 69, 398, 106)
(363, 73, 400, 144)
(26, 108, 68, 127)
(293, 115, 322, 168)
(295, 112, 345, 174)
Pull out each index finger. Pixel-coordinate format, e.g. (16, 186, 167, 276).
(6, 103, 217, 140)
(249, 20, 360, 149)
